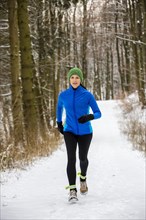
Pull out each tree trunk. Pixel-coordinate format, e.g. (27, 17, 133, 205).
(7, 0, 24, 145)
(72, 6, 79, 66)
(17, 0, 38, 145)
(82, 0, 88, 85)
(141, 0, 146, 106)
(115, 1, 124, 93)
(106, 50, 110, 100)
(143, 0, 146, 106)
(35, 0, 49, 136)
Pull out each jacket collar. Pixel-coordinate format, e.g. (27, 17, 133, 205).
(69, 85, 82, 92)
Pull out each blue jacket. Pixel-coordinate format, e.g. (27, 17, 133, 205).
(56, 85, 102, 135)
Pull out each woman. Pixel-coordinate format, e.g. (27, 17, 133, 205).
(56, 67, 102, 202)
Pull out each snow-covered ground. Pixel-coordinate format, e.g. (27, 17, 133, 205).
(1, 100, 145, 220)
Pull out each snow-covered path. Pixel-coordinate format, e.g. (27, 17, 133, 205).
(1, 100, 145, 220)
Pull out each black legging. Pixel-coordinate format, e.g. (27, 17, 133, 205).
(64, 132, 93, 186)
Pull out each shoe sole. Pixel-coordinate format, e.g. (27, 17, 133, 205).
(68, 197, 78, 203)
(80, 187, 88, 195)
(80, 191, 88, 195)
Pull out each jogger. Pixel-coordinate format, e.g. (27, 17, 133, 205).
(56, 67, 102, 201)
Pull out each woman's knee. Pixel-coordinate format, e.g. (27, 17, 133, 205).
(80, 158, 88, 165)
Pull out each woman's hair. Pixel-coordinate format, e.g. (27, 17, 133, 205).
(80, 83, 87, 90)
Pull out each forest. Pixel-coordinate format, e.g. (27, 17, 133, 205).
(0, 0, 146, 170)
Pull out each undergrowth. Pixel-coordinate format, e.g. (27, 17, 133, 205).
(119, 92, 146, 156)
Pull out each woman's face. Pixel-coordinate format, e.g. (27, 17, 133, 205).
(70, 75, 81, 89)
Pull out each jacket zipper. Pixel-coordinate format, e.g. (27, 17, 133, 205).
(73, 89, 79, 134)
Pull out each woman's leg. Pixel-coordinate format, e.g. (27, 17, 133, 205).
(78, 133, 93, 178)
(64, 132, 78, 186)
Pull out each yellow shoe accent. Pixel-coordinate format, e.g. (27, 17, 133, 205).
(77, 172, 86, 180)
(65, 184, 76, 190)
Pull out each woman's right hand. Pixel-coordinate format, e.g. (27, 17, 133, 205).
(57, 121, 64, 134)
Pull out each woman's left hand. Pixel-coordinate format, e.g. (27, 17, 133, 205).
(78, 114, 94, 123)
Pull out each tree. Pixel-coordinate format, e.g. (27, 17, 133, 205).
(128, 0, 146, 106)
(82, 0, 88, 85)
(7, 0, 23, 145)
(17, 0, 39, 145)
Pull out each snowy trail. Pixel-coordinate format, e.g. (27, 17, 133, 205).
(1, 100, 145, 220)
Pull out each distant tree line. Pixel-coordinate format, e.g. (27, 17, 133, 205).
(0, 0, 145, 169)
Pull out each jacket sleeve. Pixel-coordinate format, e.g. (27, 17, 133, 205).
(89, 94, 102, 119)
(56, 93, 63, 122)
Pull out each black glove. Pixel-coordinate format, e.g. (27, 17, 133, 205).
(78, 114, 94, 124)
(57, 121, 64, 134)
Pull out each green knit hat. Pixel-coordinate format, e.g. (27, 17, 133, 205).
(68, 67, 83, 83)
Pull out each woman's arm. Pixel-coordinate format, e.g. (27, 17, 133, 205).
(56, 94, 63, 122)
(78, 93, 101, 124)
(89, 94, 102, 119)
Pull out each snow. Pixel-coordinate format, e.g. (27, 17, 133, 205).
(1, 100, 145, 220)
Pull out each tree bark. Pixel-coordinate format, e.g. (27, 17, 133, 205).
(17, 0, 38, 144)
(82, 0, 88, 85)
(7, 0, 24, 145)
